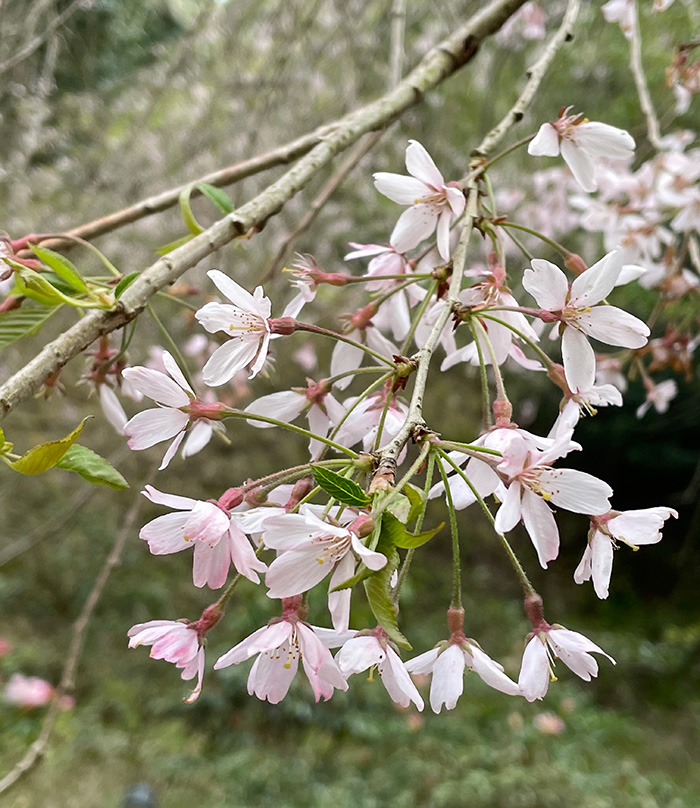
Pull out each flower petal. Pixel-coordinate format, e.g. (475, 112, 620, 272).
(405, 140, 445, 189)
(518, 636, 549, 702)
(528, 123, 561, 157)
(523, 260, 569, 311)
(124, 408, 188, 450)
(576, 306, 650, 348)
(122, 367, 190, 408)
(202, 340, 259, 386)
(561, 326, 596, 392)
(560, 139, 597, 192)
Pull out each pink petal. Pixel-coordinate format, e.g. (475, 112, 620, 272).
(228, 524, 267, 583)
(214, 622, 292, 668)
(265, 545, 336, 598)
(161, 351, 194, 397)
(142, 484, 197, 510)
(140, 512, 191, 554)
(192, 539, 231, 589)
(405, 140, 445, 189)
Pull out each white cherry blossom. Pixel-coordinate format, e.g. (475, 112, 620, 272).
(374, 140, 465, 261)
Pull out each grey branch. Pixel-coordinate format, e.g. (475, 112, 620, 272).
(0, 0, 528, 420)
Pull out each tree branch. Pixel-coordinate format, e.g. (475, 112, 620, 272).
(0, 0, 528, 420)
(629, 0, 663, 151)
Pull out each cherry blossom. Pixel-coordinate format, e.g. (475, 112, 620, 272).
(528, 109, 635, 192)
(195, 270, 273, 385)
(4, 674, 55, 708)
(518, 598, 615, 702)
(123, 351, 224, 469)
(214, 599, 349, 704)
(128, 619, 205, 704)
(374, 140, 465, 261)
(574, 507, 677, 599)
(334, 390, 409, 455)
(405, 613, 520, 713)
(337, 627, 424, 710)
(262, 508, 386, 632)
(139, 485, 267, 588)
(636, 378, 678, 418)
(523, 249, 650, 393)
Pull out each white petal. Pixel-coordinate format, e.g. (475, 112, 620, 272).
(373, 172, 431, 205)
(350, 534, 387, 571)
(521, 489, 560, 568)
(207, 270, 260, 312)
(404, 647, 440, 675)
(161, 351, 194, 396)
(381, 647, 424, 710)
(539, 468, 612, 514)
(405, 140, 444, 189)
(470, 645, 521, 696)
(139, 512, 191, 554)
(99, 385, 127, 434)
(338, 636, 383, 675)
(560, 139, 597, 192)
(494, 482, 523, 534)
(436, 210, 452, 261)
(122, 367, 190, 408)
(202, 340, 259, 386)
(142, 484, 197, 510)
(390, 204, 439, 254)
(228, 525, 267, 583)
(561, 326, 596, 392)
(523, 260, 569, 311)
(245, 390, 305, 428)
(214, 623, 292, 668)
(181, 420, 214, 458)
(528, 123, 561, 157)
(570, 250, 623, 306)
(576, 306, 650, 348)
(518, 637, 550, 702)
(330, 340, 364, 390)
(192, 538, 230, 589)
(265, 545, 335, 598)
(159, 430, 185, 470)
(124, 408, 189, 450)
(429, 644, 465, 713)
(607, 507, 677, 545)
(574, 122, 635, 159)
(590, 530, 614, 599)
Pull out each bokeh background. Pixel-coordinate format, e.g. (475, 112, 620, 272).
(1, 1, 699, 806)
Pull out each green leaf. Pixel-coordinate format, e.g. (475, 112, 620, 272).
(311, 465, 370, 507)
(380, 511, 443, 550)
(0, 305, 60, 349)
(197, 182, 234, 214)
(364, 540, 410, 650)
(57, 444, 129, 489)
(29, 244, 88, 293)
(329, 563, 375, 592)
(9, 418, 90, 475)
(114, 272, 139, 298)
(155, 234, 194, 256)
(12, 266, 73, 306)
(404, 483, 424, 525)
(179, 185, 204, 236)
(387, 494, 410, 522)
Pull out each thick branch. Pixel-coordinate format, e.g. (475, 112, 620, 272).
(0, 0, 528, 419)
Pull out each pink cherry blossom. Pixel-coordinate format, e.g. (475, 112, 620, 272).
(334, 390, 409, 455)
(636, 378, 678, 418)
(518, 596, 615, 702)
(128, 619, 205, 703)
(195, 270, 273, 385)
(214, 600, 349, 704)
(262, 508, 386, 632)
(528, 109, 635, 192)
(337, 628, 424, 710)
(406, 635, 520, 713)
(139, 485, 267, 588)
(575, 507, 677, 599)
(373, 140, 465, 261)
(523, 249, 650, 393)
(4, 674, 55, 708)
(123, 351, 223, 470)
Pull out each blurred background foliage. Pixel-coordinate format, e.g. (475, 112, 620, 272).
(1, 0, 699, 805)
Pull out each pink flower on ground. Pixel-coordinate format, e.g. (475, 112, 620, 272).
(262, 508, 386, 632)
(123, 350, 224, 469)
(374, 140, 466, 261)
(523, 250, 650, 393)
(337, 627, 424, 711)
(574, 507, 678, 599)
(4, 674, 54, 708)
(128, 618, 207, 704)
(518, 596, 615, 702)
(139, 485, 267, 588)
(405, 610, 520, 713)
(528, 108, 635, 192)
(214, 598, 349, 704)
(195, 270, 273, 385)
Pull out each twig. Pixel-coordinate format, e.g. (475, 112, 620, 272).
(375, 0, 581, 475)
(628, 0, 663, 151)
(389, 0, 407, 88)
(0, 470, 151, 795)
(0, 0, 92, 77)
(0, 0, 528, 420)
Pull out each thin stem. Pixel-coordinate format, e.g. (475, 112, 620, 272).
(629, 0, 663, 151)
(293, 322, 396, 367)
(373, 388, 395, 451)
(221, 408, 359, 457)
(471, 317, 509, 404)
(371, 439, 431, 520)
(438, 455, 462, 609)
(479, 311, 555, 367)
(495, 221, 569, 257)
(477, 134, 535, 174)
(146, 303, 196, 390)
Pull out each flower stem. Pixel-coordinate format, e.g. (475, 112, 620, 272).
(293, 322, 395, 367)
(146, 303, 197, 390)
(495, 221, 569, 257)
(438, 455, 462, 609)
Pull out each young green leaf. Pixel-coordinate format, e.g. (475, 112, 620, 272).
(114, 272, 139, 299)
(179, 185, 204, 235)
(0, 305, 60, 349)
(380, 511, 443, 550)
(9, 417, 90, 475)
(364, 544, 411, 650)
(403, 483, 425, 525)
(56, 444, 129, 490)
(155, 234, 195, 256)
(311, 465, 371, 507)
(197, 182, 235, 214)
(12, 266, 73, 306)
(29, 244, 88, 293)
